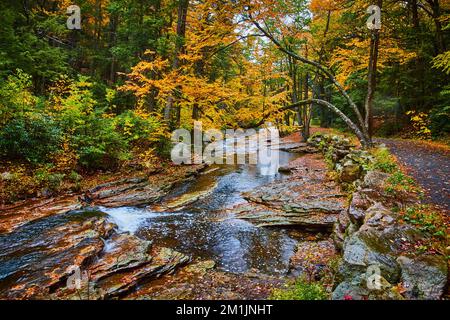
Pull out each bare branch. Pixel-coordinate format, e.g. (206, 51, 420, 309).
(249, 14, 369, 140)
(282, 99, 369, 147)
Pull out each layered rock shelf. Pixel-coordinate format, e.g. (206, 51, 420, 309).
(227, 152, 347, 231)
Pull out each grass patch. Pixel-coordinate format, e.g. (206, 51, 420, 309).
(402, 205, 447, 239)
(385, 171, 421, 196)
(368, 147, 398, 173)
(399, 204, 449, 255)
(270, 278, 329, 300)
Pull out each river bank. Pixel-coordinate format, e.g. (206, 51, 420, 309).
(0, 130, 447, 300)
(0, 132, 334, 299)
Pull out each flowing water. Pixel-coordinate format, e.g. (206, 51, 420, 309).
(102, 145, 304, 275)
(0, 135, 307, 292)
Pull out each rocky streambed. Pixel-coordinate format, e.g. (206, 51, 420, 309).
(0, 137, 323, 299)
(0, 164, 206, 299)
(0, 133, 447, 300)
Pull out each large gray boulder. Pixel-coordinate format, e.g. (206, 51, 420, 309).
(397, 255, 448, 300)
(332, 202, 448, 300)
(348, 191, 371, 226)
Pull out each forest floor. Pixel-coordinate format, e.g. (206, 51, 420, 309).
(377, 138, 450, 213)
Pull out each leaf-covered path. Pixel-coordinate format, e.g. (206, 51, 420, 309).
(377, 138, 450, 212)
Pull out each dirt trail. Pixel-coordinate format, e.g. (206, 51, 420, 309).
(377, 138, 450, 212)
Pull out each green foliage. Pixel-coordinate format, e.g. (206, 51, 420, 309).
(0, 72, 169, 175)
(114, 110, 164, 144)
(430, 106, 450, 137)
(369, 147, 398, 174)
(34, 166, 65, 192)
(406, 111, 432, 140)
(0, 166, 37, 201)
(72, 114, 129, 170)
(385, 171, 418, 195)
(432, 50, 450, 75)
(68, 170, 82, 183)
(402, 205, 447, 238)
(0, 3, 68, 87)
(0, 69, 36, 125)
(270, 278, 328, 300)
(0, 114, 63, 164)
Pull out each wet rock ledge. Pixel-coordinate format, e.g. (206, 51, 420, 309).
(0, 164, 206, 299)
(227, 152, 347, 231)
(0, 209, 190, 300)
(0, 164, 206, 233)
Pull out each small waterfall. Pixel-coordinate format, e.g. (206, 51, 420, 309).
(100, 206, 161, 234)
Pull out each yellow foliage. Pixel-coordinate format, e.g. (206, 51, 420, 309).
(406, 111, 432, 140)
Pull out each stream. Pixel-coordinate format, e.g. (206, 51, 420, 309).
(0, 135, 311, 298)
(101, 147, 303, 275)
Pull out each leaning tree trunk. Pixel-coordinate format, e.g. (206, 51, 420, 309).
(283, 99, 369, 147)
(250, 14, 372, 148)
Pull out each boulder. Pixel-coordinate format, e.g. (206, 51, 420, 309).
(279, 142, 318, 154)
(51, 246, 190, 300)
(91, 246, 190, 299)
(338, 160, 362, 183)
(362, 170, 390, 190)
(229, 202, 339, 230)
(332, 201, 447, 300)
(278, 165, 293, 173)
(331, 148, 351, 162)
(347, 192, 371, 226)
(158, 181, 218, 210)
(397, 255, 447, 300)
(307, 134, 325, 147)
(283, 200, 344, 214)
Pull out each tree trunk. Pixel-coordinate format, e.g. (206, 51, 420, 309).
(251, 17, 372, 144)
(108, 12, 118, 84)
(164, 0, 189, 124)
(301, 67, 310, 140)
(284, 99, 370, 148)
(364, 0, 382, 140)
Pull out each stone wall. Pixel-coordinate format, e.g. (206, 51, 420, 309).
(307, 134, 448, 300)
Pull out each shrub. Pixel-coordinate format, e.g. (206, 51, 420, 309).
(369, 147, 398, 173)
(0, 114, 63, 164)
(0, 166, 37, 202)
(34, 166, 65, 192)
(402, 205, 447, 238)
(385, 171, 420, 197)
(0, 69, 36, 126)
(430, 106, 450, 138)
(114, 110, 165, 144)
(72, 114, 129, 170)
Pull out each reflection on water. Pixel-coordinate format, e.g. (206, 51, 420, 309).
(0, 139, 305, 293)
(103, 148, 303, 275)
